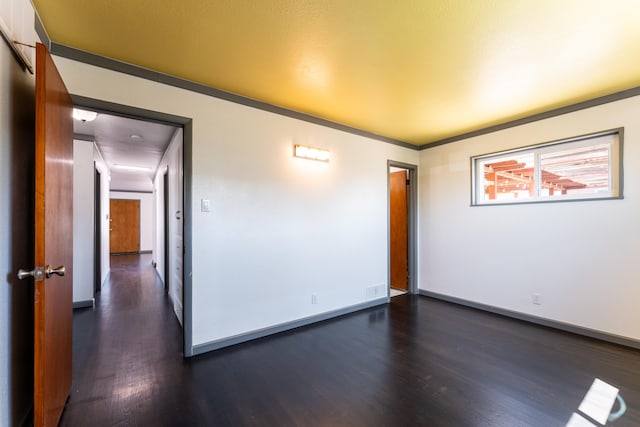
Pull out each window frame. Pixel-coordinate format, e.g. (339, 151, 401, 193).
(470, 128, 624, 206)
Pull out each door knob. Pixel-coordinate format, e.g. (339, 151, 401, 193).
(17, 266, 45, 281)
(45, 265, 65, 278)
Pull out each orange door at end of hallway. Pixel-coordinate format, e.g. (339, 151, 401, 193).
(390, 170, 408, 290)
(109, 199, 140, 254)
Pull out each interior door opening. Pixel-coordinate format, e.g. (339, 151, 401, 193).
(72, 101, 189, 345)
(388, 161, 417, 297)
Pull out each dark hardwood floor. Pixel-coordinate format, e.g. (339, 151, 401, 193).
(59, 254, 640, 426)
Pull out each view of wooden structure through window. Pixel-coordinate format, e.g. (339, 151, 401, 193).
(483, 145, 609, 200)
(475, 132, 618, 204)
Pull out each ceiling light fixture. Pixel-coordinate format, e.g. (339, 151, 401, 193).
(112, 164, 152, 172)
(72, 108, 98, 122)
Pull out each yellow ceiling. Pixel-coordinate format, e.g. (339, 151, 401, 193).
(33, 0, 640, 145)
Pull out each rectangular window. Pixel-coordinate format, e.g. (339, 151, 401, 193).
(471, 129, 622, 205)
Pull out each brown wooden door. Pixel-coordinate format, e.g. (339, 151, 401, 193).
(390, 170, 408, 290)
(109, 199, 140, 253)
(34, 42, 74, 427)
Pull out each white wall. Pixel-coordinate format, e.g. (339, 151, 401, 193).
(110, 171, 153, 192)
(53, 56, 418, 350)
(72, 140, 110, 303)
(109, 191, 154, 252)
(419, 95, 640, 342)
(72, 139, 95, 303)
(152, 164, 166, 284)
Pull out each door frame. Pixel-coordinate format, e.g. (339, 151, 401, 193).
(163, 169, 170, 293)
(94, 164, 101, 294)
(72, 95, 194, 357)
(387, 160, 417, 294)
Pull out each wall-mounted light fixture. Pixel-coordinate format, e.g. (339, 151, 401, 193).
(72, 108, 98, 122)
(294, 144, 330, 162)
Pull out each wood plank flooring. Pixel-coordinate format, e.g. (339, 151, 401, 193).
(59, 254, 640, 426)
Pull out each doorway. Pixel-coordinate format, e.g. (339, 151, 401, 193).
(72, 96, 193, 355)
(388, 161, 417, 296)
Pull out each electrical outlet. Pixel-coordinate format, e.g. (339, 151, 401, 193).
(532, 293, 542, 305)
(366, 286, 375, 299)
(201, 199, 210, 212)
(311, 293, 318, 304)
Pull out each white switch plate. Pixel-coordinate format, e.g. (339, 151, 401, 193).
(201, 199, 210, 212)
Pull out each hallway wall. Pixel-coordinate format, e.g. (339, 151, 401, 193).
(72, 140, 110, 305)
(73, 139, 95, 304)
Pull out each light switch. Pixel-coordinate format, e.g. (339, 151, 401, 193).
(201, 199, 210, 212)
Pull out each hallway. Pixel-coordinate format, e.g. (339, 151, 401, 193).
(59, 255, 640, 426)
(59, 254, 191, 425)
